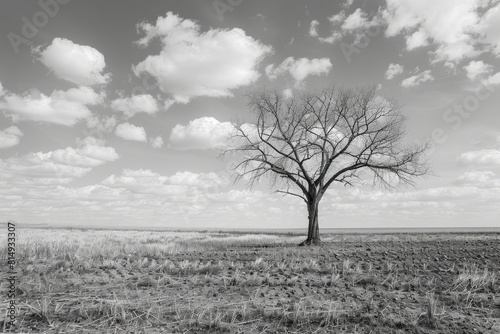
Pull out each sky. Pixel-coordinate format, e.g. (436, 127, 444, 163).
(1, 0, 500, 230)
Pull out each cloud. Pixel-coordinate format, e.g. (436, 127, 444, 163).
(265, 57, 332, 87)
(101, 169, 227, 196)
(37, 38, 110, 86)
(464, 60, 493, 81)
(115, 122, 147, 142)
(309, 9, 379, 45)
(48, 136, 119, 167)
(102, 169, 187, 196)
(343, 0, 354, 9)
(477, 3, 500, 56)
(0, 126, 23, 149)
(405, 28, 429, 50)
(168, 117, 234, 150)
(401, 70, 434, 88)
(329, 185, 499, 208)
(385, 63, 404, 80)
(167, 171, 227, 189)
(282, 88, 293, 99)
(133, 12, 272, 104)
(309, 20, 319, 37)
(110, 94, 159, 118)
(485, 71, 500, 85)
(381, 0, 500, 66)
(329, 12, 346, 26)
(317, 32, 344, 44)
(86, 115, 117, 133)
(0, 82, 4, 97)
(454, 170, 499, 187)
(0, 86, 103, 126)
(150, 136, 163, 149)
(341, 8, 378, 31)
(0, 136, 119, 184)
(205, 189, 266, 203)
(458, 149, 500, 166)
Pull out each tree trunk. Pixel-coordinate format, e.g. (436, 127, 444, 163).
(299, 198, 321, 246)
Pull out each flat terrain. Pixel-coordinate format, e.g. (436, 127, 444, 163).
(1, 228, 499, 333)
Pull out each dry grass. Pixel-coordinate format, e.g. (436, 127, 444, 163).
(0, 228, 499, 333)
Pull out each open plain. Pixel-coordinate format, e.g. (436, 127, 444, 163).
(1, 228, 499, 333)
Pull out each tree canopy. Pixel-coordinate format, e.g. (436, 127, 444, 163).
(223, 85, 430, 245)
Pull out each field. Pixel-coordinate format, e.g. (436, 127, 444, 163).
(1, 228, 499, 333)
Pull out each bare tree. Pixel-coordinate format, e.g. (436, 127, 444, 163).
(222, 86, 430, 246)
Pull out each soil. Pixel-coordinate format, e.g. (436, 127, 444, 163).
(1, 232, 499, 333)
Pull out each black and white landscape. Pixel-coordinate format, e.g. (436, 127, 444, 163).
(0, 1, 499, 333)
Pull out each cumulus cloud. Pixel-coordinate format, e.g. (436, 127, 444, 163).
(115, 122, 147, 142)
(205, 189, 267, 203)
(102, 169, 187, 196)
(401, 70, 434, 88)
(133, 12, 272, 104)
(458, 149, 500, 166)
(0, 136, 119, 184)
(0, 81, 4, 97)
(0, 86, 103, 126)
(330, 185, 496, 206)
(102, 169, 227, 196)
(0, 126, 23, 149)
(47, 136, 119, 167)
(265, 57, 332, 87)
(454, 170, 498, 187)
(318, 32, 344, 44)
(169, 117, 234, 150)
(309, 20, 319, 37)
(381, 0, 500, 66)
(329, 12, 346, 26)
(405, 28, 429, 50)
(309, 9, 379, 45)
(167, 171, 228, 189)
(464, 60, 493, 81)
(341, 8, 379, 31)
(485, 71, 500, 86)
(86, 115, 117, 133)
(110, 94, 159, 118)
(150, 136, 163, 149)
(37, 38, 111, 86)
(385, 63, 404, 80)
